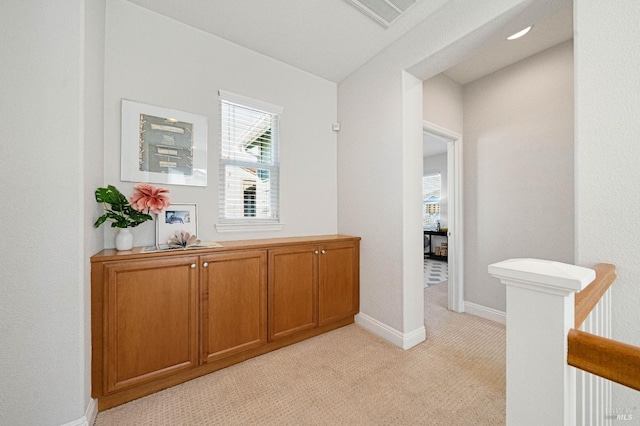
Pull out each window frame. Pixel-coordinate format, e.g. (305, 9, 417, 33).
(216, 90, 284, 233)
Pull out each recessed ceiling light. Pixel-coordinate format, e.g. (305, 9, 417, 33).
(507, 26, 532, 40)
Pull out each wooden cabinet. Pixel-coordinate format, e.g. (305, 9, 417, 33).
(91, 235, 359, 411)
(200, 250, 267, 363)
(268, 245, 318, 341)
(268, 241, 359, 340)
(102, 256, 199, 394)
(318, 242, 359, 326)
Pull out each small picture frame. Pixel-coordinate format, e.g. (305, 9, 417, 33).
(156, 204, 198, 248)
(121, 99, 208, 186)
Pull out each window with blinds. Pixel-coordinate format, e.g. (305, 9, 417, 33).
(423, 173, 441, 229)
(219, 91, 282, 224)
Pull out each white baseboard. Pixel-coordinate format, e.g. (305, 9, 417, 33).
(464, 301, 506, 325)
(60, 398, 97, 426)
(355, 312, 426, 349)
(86, 398, 98, 426)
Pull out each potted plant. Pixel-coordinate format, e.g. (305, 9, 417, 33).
(94, 183, 170, 250)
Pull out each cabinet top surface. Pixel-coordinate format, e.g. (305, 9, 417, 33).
(91, 234, 360, 263)
(423, 230, 447, 236)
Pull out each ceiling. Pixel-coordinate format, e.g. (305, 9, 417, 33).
(123, 0, 573, 162)
(125, 0, 449, 83)
(125, 0, 573, 84)
(423, 4, 572, 158)
(443, 5, 573, 85)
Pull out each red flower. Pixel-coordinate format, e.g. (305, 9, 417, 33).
(130, 183, 170, 214)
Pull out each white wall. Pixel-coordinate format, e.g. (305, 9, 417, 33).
(463, 40, 574, 312)
(104, 0, 338, 247)
(423, 73, 464, 135)
(339, 58, 408, 336)
(422, 72, 460, 230)
(0, 1, 98, 424)
(337, 0, 555, 345)
(84, 0, 107, 420)
(423, 153, 448, 227)
(574, 0, 640, 412)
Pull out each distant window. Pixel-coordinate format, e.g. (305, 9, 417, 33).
(423, 173, 441, 229)
(243, 185, 256, 217)
(219, 91, 283, 225)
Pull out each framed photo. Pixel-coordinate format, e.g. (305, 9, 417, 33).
(156, 204, 198, 248)
(121, 99, 207, 186)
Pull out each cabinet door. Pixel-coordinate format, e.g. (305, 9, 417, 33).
(200, 250, 267, 363)
(103, 256, 199, 394)
(268, 245, 318, 341)
(319, 242, 359, 326)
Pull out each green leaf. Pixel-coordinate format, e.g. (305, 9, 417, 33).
(95, 185, 128, 207)
(94, 184, 158, 230)
(94, 215, 108, 228)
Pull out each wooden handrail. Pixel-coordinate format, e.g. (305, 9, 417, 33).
(574, 263, 616, 328)
(568, 262, 640, 392)
(568, 329, 640, 392)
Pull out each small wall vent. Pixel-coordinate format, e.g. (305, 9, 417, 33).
(347, 0, 417, 27)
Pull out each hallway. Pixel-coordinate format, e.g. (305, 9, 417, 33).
(94, 282, 505, 425)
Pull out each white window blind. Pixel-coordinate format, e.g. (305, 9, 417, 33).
(219, 91, 283, 224)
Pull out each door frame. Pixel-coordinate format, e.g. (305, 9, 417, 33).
(423, 120, 464, 313)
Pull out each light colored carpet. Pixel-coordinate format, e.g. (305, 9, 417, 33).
(94, 283, 505, 425)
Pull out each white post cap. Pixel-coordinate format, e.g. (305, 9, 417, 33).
(488, 258, 595, 295)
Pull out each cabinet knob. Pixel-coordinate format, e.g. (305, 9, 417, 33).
(321, 249, 326, 254)
(203, 262, 209, 268)
(190, 264, 196, 269)
(314, 250, 319, 255)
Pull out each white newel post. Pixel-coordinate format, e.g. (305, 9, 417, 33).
(488, 259, 596, 426)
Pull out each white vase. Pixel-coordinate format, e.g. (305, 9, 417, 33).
(115, 228, 133, 251)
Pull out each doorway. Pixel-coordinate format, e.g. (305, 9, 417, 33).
(423, 121, 463, 313)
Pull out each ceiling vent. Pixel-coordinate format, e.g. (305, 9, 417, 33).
(347, 0, 417, 27)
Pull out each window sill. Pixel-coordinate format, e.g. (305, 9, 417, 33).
(215, 222, 284, 233)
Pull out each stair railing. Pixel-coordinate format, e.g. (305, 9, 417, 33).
(489, 259, 640, 426)
(569, 263, 640, 390)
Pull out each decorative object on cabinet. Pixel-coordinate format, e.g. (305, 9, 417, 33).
(140, 241, 223, 253)
(91, 234, 360, 410)
(167, 230, 201, 249)
(156, 203, 197, 249)
(94, 184, 171, 251)
(121, 99, 208, 187)
(114, 228, 133, 251)
(129, 182, 171, 214)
